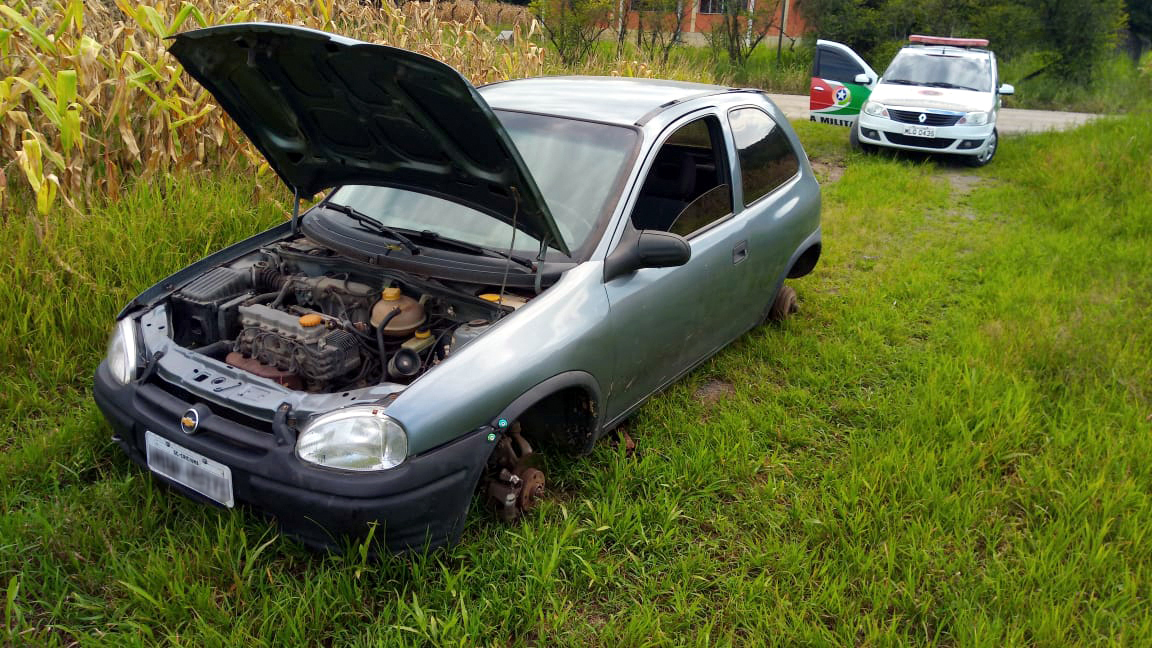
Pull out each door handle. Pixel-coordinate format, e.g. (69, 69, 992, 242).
(732, 240, 748, 264)
(813, 85, 825, 91)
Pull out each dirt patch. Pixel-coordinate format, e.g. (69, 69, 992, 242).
(695, 379, 735, 405)
(810, 160, 846, 184)
(936, 170, 988, 221)
(942, 171, 984, 196)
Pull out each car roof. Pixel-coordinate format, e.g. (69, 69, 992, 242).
(478, 76, 735, 126)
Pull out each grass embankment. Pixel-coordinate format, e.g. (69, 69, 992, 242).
(2, 113, 1151, 644)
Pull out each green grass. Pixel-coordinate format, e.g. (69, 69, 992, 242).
(2, 112, 1150, 645)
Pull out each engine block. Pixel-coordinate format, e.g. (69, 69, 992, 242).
(230, 304, 361, 385)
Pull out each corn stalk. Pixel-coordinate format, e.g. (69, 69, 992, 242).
(0, 0, 548, 221)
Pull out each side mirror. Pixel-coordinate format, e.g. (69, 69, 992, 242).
(604, 230, 691, 282)
(854, 73, 872, 85)
(999, 83, 1015, 95)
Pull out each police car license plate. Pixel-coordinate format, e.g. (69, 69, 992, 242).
(145, 431, 234, 508)
(903, 125, 936, 138)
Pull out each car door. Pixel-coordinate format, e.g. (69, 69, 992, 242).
(810, 39, 878, 127)
(727, 104, 809, 307)
(601, 114, 753, 421)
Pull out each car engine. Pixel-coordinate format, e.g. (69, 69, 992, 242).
(166, 237, 527, 392)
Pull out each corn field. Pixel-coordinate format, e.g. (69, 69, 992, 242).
(0, 0, 552, 221)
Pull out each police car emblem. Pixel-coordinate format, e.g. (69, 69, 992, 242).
(834, 87, 850, 104)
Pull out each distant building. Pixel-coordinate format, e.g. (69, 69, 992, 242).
(613, 0, 808, 46)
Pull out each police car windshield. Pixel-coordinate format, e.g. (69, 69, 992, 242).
(882, 50, 992, 92)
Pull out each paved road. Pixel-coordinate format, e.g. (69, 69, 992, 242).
(765, 93, 1098, 134)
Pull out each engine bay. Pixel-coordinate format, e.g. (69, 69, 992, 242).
(166, 236, 532, 393)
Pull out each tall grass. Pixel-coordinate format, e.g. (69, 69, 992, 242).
(2, 109, 1150, 644)
(1, 173, 284, 423)
(578, 37, 812, 92)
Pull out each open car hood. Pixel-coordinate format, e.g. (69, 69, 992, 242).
(169, 24, 568, 255)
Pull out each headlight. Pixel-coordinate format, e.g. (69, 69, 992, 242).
(959, 111, 990, 126)
(296, 406, 407, 471)
(105, 318, 139, 385)
(863, 101, 888, 118)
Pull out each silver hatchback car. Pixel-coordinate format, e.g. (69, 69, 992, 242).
(94, 24, 822, 552)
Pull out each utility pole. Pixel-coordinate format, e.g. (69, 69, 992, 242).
(775, 0, 789, 66)
(746, 0, 755, 47)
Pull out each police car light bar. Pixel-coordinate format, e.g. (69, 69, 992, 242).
(909, 34, 989, 47)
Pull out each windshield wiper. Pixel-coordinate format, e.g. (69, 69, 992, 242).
(924, 81, 962, 89)
(884, 79, 918, 85)
(321, 202, 421, 255)
(413, 230, 536, 271)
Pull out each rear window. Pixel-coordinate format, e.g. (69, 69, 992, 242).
(728, 108, 799, 206)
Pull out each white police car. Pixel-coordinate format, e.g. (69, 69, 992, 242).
(810, 36, 1014, 167)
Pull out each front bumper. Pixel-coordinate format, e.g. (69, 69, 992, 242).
(94, 361, 492, 552)
(857, 113, 994, 156)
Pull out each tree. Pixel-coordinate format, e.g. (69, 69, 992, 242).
(530, 0, 614, 66)
(632, 0, 687, 66)
(797, 0, 888, 61)
(1125, 0, 1152, 64)
(798, 0, 1127, 83)
(708, 0, 784, 68)
(1022, 0, 1125, 82)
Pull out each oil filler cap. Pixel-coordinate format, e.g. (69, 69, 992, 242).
(298, 313, 323, 328)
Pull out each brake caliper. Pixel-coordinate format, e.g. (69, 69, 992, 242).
(484, 422, 546, 522)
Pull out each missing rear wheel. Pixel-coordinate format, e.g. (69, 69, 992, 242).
(767, 284, 798, 322)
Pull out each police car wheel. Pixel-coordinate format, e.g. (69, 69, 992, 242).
(850, 123, 874, 154)
(966, 128, 998, 167)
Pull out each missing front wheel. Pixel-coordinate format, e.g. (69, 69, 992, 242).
(483, 422, 546, 523)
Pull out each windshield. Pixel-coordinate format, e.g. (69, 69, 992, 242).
(881, 50, 992, 92)
(326, 111, 638, 258)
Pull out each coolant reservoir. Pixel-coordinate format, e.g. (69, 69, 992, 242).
(370, 287, 426, 337)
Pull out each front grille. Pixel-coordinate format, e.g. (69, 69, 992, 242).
(885, 133, 957, 149)
(888, 109, 961, 126)
(142, 375, 276, 451)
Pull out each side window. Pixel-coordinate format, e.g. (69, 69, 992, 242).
(816, 49, 862, 84)
(630, 116, 733, 237)
(729, 107, 799, 206)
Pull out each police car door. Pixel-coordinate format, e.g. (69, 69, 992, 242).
(809, 40, 877, 127)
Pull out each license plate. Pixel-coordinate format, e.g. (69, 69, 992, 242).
(903, 125, 936, 138)
(145, 431, 234, 508)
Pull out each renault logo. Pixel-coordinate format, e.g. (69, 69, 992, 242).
(918, 113, 927, 123)
(180, 408, 200, 435)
